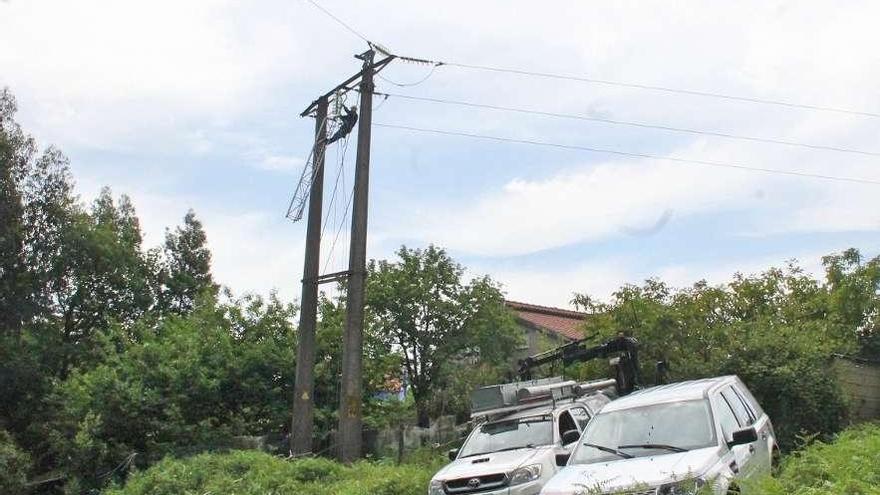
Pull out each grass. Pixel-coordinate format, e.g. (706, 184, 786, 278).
(104, 449, 444, 495)
(105, 424, 879, 495)
(752, 423, 880, 495)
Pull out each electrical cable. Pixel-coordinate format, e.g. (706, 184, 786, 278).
(374, 122, 880, 186)
(323, 186, 355, 274)
(376, 92, 880, 157)
(377, 64, 440, 87)
(300, 0, 879, 118)
(440, 61, 880, 118)
(320, 133, 350, 240)
(303, 0, 371, 44)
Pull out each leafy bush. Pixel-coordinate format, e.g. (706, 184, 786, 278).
(50, 295, 298, 491)
(104, 450, 437, 495)
(0, 429, 31, 494)
(752, 423, 880, 494)
(571, 263, 860, 451)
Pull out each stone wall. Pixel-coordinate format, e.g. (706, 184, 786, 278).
(833, 355, 880, 422)
(366, 415, 469, 460)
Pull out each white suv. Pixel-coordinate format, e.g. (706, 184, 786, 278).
(542, 376, 777, 495)
(429, 392, 610, 495)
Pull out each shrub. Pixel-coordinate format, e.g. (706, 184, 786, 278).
(104, 450, 438, 495)
(752, 423, 880, 494)
(0, 429, 31, 494)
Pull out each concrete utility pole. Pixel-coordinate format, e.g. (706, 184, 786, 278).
(338, 49, 374, 463)
(294, 48, 392, 462)
(291, 97, 328, 456)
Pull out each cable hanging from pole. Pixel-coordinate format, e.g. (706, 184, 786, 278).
(300, 0, 880, 119)
(374, 122, 880, 186)
(374, 91, 880, 157)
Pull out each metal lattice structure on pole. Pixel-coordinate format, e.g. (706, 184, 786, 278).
(285, 144, 318, 222)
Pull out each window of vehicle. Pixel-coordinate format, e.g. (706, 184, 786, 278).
(458, 416, 554, 457)
(571, 407, 591, 429)
(734, 383, 764, 418)
(713, 394, 741, 442)
(730, 385, 759, 422)
(558, 411, 578, 443)
(722, 387, 754, 426)
(569, 400, 716, 465)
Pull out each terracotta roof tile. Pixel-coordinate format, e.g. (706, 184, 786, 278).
(505, 300, 587, 341)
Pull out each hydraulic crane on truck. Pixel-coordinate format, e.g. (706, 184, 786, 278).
(517, 334, 642, 396)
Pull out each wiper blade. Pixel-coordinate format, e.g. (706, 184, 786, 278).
(460, 444, 535, 458)
(494, 444, 536, 452)
(582, 442, 633, 459)
(618, 443, 688, 453)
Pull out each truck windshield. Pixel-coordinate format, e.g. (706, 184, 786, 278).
(570, 400, 716, 465)
(459, 416, 554, 458)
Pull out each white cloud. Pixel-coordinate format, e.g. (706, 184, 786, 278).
(257, 155, 304, 174)
(405, 144, 762, 256)
(5, 0, 880, 303)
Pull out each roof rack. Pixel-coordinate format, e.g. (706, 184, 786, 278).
(470, 376, 613, 420)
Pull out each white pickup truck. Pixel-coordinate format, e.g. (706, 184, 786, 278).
(428, 378, 613, 495)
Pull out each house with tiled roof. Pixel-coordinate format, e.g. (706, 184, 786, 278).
(505, 300, 589, 357)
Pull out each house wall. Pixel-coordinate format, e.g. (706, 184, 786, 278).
(516, 323, 568, 360)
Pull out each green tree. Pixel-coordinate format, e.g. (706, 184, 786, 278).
(572, 259, 858, 450)
(823, 248, 880, 356)
(51, 294, 298, 492)
(367, 245, 521, 427)
(0, 88, 34, 338)
(0, 429, 31, 494)
(159, 210, 216, 315)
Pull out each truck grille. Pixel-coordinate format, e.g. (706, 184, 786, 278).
(444, 473, 508, 494)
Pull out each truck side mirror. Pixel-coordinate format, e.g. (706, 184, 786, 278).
(562, 429, 580, 446)
(728, 427, 758, 447)
(447, 448, 459, 461)
(555, 453, 571, 467)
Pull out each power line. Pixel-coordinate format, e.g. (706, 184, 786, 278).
(440, 61, 880, 119)
(303, 0, 371, 44)
(300, 0, 880, 118)
(377, 64, 440, 87)
(323, 186, 355, 274)
(375, 92, 880, 157)
(374, 122, 880, 186)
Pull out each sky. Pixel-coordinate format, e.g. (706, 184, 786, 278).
(2, 0, 879, 308)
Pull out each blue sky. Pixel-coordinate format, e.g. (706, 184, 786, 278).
(2, 0, 880, 307)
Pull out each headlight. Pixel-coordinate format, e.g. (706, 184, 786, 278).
(510, 463, 543, 486)
(659, 478, 707, 494)
(428, 479, 444, 495)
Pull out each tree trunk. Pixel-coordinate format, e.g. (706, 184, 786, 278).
(416, 402, 430, 428)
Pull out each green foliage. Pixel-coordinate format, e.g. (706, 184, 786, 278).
(752, 423, 880, 494)
(104, 450, 437, 495)
(367, 245, 522, 426)
(50, 294, 297, 491)
(0, 429, 31, 494)
(572, 260, 868, 450)
(157, 210, 217, 315)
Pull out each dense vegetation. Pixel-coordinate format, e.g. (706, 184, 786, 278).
(753, 423, 880, 494)
(97, 425, 880, 495)
(569, 254, 879, 450)
(0, 88, 519, 493)
(2, 83, 879, 494)
(103, 451, 442, 495)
